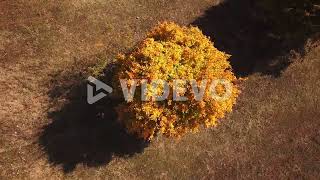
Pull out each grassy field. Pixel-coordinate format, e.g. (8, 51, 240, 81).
(0, 0, 319, 179)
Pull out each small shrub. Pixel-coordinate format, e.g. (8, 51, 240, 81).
(113, 22, 241, 140)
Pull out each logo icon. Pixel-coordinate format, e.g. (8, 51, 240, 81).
(87, 76, 233, 104)
(87, 76, 113, 104)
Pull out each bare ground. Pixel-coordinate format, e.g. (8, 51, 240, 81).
(0, 0, 319, 179)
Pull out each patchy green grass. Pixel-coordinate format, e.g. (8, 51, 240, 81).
(0, 0, 319, 179)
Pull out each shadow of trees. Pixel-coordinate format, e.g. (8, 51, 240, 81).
(38, 65, 147, 173)
(192, 0, 317, 77)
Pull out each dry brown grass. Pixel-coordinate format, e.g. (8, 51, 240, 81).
(0, 0, 319, 179)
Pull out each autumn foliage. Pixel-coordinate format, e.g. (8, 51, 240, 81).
(113, 22, 241, 140)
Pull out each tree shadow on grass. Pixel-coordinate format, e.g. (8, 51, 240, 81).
(192, 0, 316, 77)
(39, 65, 147, 173)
